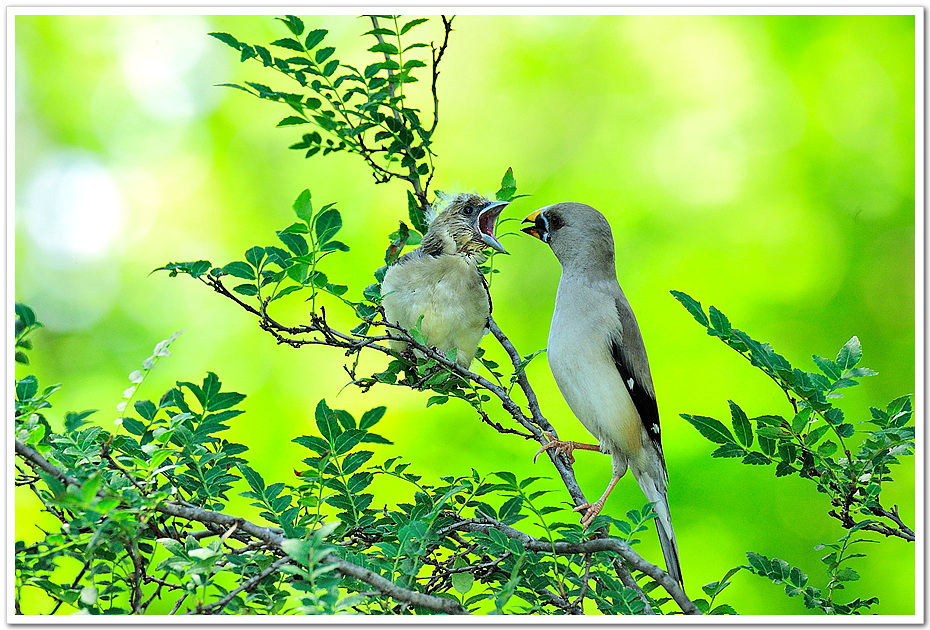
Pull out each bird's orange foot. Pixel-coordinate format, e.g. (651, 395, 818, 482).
(573, 499, 606, 528)
(533, 432, 577, 465)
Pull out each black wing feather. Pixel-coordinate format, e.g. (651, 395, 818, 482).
(609, 336, 662, 454)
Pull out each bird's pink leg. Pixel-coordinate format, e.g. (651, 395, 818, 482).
(573, 475, 620, 528)
(533, 432, 601, 465)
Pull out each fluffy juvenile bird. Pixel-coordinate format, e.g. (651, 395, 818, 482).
(381, 193, 508, 369)
(522, 202, 683, 585)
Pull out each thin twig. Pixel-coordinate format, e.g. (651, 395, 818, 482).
(571, 553, 593, 610)
(612, 557, 655, 615)
(194, 556, 291, 615)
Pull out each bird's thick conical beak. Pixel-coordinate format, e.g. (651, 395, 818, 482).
(478, 200, 509, 253)
(521, 209, 546, 241)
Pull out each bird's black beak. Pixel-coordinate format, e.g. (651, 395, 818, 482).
(521, 209, 548, 243)
(477, 200, 508, 253)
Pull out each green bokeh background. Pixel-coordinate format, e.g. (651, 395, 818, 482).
(14, 13, 916, 615)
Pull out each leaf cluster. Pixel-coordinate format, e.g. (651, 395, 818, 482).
(673, 291, 914, 539)
(210, 15, 454, 226)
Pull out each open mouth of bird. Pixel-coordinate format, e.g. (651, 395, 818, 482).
(477, 201, 508, 254)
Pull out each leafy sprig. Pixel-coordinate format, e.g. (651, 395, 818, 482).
(672, 290, 914, 542)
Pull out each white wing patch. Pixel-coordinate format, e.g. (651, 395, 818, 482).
(626, 377, 635, 391)
(651, 424, 661, 434)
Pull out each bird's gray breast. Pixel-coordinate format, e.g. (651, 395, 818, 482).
(547, 280, 643, 457)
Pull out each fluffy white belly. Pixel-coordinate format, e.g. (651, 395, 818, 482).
(381, 254, 488, 366)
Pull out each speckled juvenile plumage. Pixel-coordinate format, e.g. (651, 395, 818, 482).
(381, 193, 507, 368)
(523, 202, 683, 586)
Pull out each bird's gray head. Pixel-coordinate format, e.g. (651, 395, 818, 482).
(521, 202, 616, 275)
(422, 193, 508, 256)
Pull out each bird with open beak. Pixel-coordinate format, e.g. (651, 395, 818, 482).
(381, 193, 508, 369)
(522, 201, 683, 586)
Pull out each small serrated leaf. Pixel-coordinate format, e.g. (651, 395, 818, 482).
(682, 414, 735, 445)
(728, 400, 752, 447)
(835, 336, 862, 371)
(671, 291, 710, 327)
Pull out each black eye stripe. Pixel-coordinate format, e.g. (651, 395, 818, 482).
(537, 212, 551, 243)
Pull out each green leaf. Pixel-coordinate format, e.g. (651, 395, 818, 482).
(408, 191, 428, 235)
(277, 115, 309, 127)
(293, 189, 313, 222)
(223, 261, 255, 280)
(233, 283, 258, 297)
(834, 567, 860, 582)
(708, 306, 731, 336)
(451, 571, 474, 594)
(320, 240, 349, 253)
(812, 355, 841, 380)
(711, 443, 746, 458)
(818, 440, 837, 456)
(670, 291, 710, 327)
(495, 167, 517, 202)
(209, 32, 241, 50)
(271, 37, 304, 52)
(315, 208, 342, 244)
(368, 41, 399, 55)
(824, 408, 844, 425)
(133, 400, 156, 421)
(16, 376, 38, 401)
(240, 464, 265, 493)
(15, 302, 37, 328)
(315, 399, 342, 443)
(791, 407, 812, 433)
(277, 231, 309, 256)
(728, 400, 752, 447)
(315, 46, 335, 64)
(304, 29, 327, 51)
(836, 423, 855, 438)
(426, 395, 448, 407)
(742, 452, 770, 465)
(359, 406, 386, 430)
(399, 17, 429, 35)
(245, 246, 265, 268)
(835, 336, 862, 371)
(276, 15, 304, 36)
(682, 414, 735, 445)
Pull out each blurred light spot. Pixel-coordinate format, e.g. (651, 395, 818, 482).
(651, 110, 747, 207)
(16, 254, 120, 332)
(20, 149, 124, 265)
(117, 16, 219, 123)
(814, 42, 897, 152)
(622, 16, 757, 111)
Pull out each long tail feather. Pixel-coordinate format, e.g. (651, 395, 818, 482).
(633, 468, 683, 586)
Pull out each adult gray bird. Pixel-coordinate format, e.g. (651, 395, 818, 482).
(381, 193, 508, 369)
(522, 201, 683, 585)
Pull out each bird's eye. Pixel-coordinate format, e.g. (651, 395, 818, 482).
(549, 214, 564, 230)
(462, 205, 475, 216)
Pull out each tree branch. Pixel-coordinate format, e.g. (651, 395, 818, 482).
(437, 516, 700, 614)
(14, 439, 469, 616)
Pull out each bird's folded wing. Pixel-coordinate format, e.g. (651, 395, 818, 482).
(608, 298, 662, 456)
